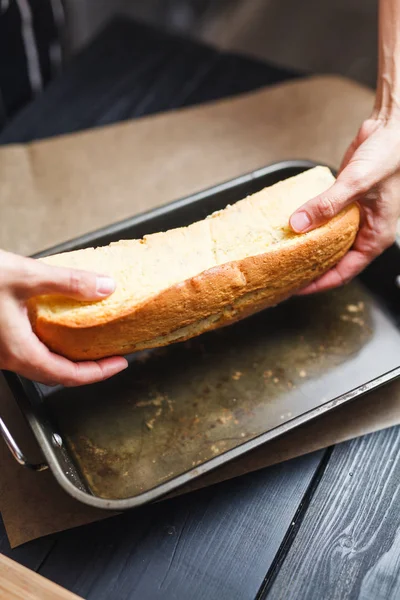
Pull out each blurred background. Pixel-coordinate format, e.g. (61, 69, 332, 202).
(63, 0, 378, 88)
(0, 0, 378, 130)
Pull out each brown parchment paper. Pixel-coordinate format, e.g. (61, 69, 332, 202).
(3, 74, 398, 548)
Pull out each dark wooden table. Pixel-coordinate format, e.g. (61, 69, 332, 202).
(1, 18, 400, 600)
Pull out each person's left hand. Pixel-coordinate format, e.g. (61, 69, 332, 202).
(289, 116, 400, 294)
(0, 250, 128, 386)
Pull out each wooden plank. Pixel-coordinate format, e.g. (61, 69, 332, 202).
(265, 427, 400, 600)
(0, 516, 55, 572)
(38, 453, 324, 600)
(0, 554, 83, 600)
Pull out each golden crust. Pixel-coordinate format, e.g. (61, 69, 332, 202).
(29, 204, 359, 361)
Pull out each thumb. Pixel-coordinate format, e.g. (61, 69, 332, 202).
(16, 257, 116, 301)
(339, 119, 381, 174)
(289, 169, 362, 233)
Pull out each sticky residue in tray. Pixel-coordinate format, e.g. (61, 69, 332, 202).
(46, 281, 400, 500)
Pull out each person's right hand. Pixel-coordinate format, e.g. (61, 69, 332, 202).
(0, 250, 128, 386)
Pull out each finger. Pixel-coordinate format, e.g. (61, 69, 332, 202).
(289, 176, 357, 233)
(290, 127, 398, 234)
(339, 139, 359, 174)
(15, 257, 116, 301)
(298, 204, 398, 296)
(339, 119, 382, 174)
(0, 301, 128, 386)
(15, 338, 128, 386)
(296, 248, 372, 295)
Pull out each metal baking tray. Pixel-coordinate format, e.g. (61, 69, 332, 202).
(2, 159, 400, 510)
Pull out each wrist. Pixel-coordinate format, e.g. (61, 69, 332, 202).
(374, 0, 400, 121)
(372, 75, 400, 121)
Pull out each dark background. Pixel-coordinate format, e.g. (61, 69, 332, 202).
(63, 0, 378, 88)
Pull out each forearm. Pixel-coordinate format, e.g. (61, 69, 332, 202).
(375, 0, 400, 118)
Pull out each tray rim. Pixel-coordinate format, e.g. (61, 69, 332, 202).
(5, 158, 400, 510)
(5, 366, 400, 510)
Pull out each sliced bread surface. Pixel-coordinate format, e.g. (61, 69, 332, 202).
(28, 166, 359, 360)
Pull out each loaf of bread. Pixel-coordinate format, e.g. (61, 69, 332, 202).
(28, 167, 359, 361)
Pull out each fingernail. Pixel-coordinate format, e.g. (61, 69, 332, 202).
(290, 211, 312, 233)
(96, 276, 116, 296)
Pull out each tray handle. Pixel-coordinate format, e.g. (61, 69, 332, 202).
(0, 416, 48, 471)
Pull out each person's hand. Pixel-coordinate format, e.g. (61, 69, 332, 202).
(289, 116, 400, 294)
(0, 250, 128, 386)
